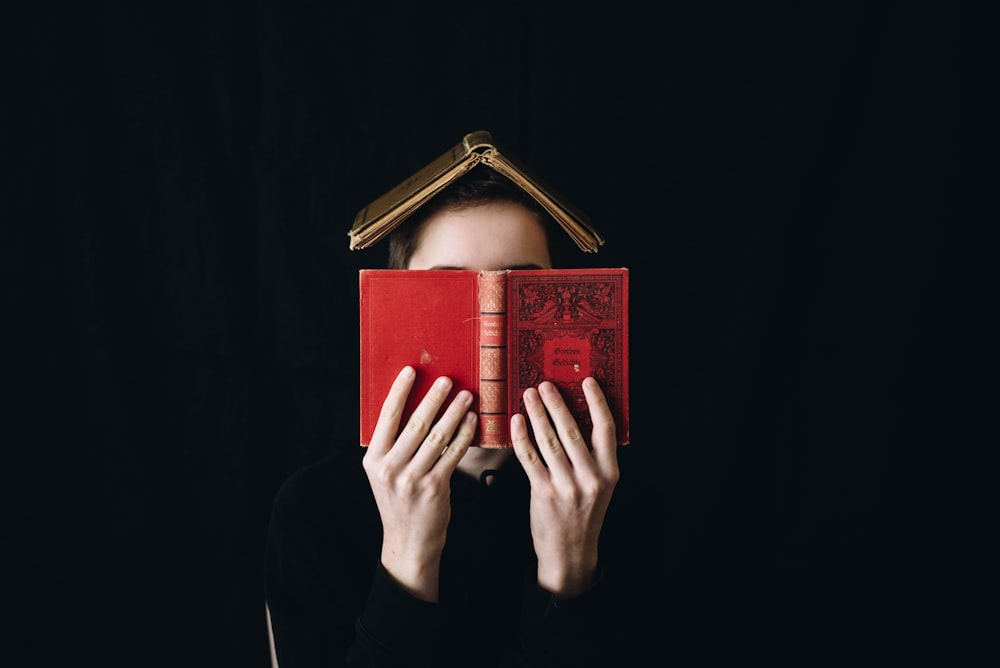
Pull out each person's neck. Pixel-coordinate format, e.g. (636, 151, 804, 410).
(455, 447, 515, 486)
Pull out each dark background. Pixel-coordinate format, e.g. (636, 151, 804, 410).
(5, 1, 968, 666)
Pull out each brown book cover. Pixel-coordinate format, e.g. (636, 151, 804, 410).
(359, 268, 629, 448)
(348, 131, 606, 253)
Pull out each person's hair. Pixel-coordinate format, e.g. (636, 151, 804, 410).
(386, 166, 567, 269)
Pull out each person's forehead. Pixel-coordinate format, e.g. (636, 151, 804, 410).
(409, 202, 551, 270)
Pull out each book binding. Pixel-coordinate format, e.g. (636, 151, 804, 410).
(478, 271, 508, 446)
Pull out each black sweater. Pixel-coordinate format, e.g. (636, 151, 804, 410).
(264, 446, 619, 667)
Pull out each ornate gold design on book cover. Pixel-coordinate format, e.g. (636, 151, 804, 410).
(479, 271, 506, 313)
(480, 347, 506, 383)
(479, 379, 505, 413)
(509, 271, 627, 447)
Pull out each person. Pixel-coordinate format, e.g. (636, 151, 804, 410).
(263, 162, 626, 667)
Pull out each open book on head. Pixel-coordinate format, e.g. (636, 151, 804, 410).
(347, 130, 606, 253)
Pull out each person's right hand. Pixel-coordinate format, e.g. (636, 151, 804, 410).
(362, 366, 477, 602)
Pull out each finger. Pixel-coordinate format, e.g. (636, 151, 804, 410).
(582, 377, 619, 473)
(387, 375, 455, 464)
(510, 412, 547, 485)
(537, 381, 592, 464)
(368, 366, 417, 456)
(412, 389, 475, 472)
(538, 381, 587, 452)
(434, 410, 478, 474)
(520, 385, 572, 476)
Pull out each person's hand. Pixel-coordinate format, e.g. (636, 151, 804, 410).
(362, 366, 477, 602)
(511, 377, 619, 599)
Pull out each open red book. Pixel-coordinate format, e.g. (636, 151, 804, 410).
(359, 268, 629, 448)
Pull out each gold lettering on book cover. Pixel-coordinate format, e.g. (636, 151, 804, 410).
(516, 328, 618, 438)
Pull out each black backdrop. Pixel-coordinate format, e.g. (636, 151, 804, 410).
(5, 2, 967, 666)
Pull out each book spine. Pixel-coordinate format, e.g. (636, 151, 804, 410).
(478, 271, 508, 447)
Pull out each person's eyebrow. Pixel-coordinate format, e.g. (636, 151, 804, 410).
(426, 263, 545, 271)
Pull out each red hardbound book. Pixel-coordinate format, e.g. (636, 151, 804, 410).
(359, 268, 629, 448)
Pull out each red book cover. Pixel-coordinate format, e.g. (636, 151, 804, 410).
(359, 268, 629, 448)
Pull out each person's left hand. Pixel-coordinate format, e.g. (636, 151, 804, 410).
(510, 377, 619, 599)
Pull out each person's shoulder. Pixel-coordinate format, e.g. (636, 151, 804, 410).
(266, 447, 382, 570)
(270, 446, 373, 529)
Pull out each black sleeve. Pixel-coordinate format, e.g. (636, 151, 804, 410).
(347, 563, 468, 665)
(509, 567, 613, 667)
